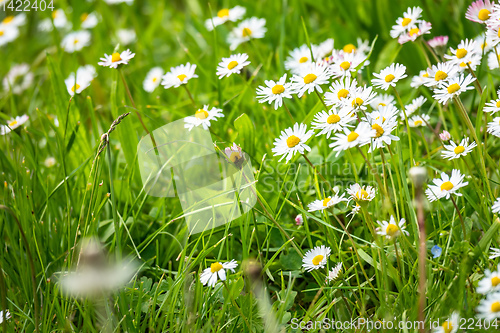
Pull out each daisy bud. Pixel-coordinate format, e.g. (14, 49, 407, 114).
(439, 130, 451, 141)
(295, 215, 303, 226)
(409, 166, 427, 187)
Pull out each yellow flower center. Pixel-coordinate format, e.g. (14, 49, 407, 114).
(327, 114, 341, 124)
(152, 77, 158, 83)
(459, 62, 467, 68)
(409, 28, 420, 36)
(337, 89, 349, 99)
(71, 84, 81, 92)
(299, 56, 309, 63)
(447, 83, 460, 94)
(177, 74, 187, 82)
(73, 39, 79, 45)
(440, 181, 454, 191)
(286, 135, 300, 148)
(379, 103, 386, 107)
(52, 11, 59, 19)
(242, 27, 252, 37)
(491, 301, 500, 313)
(402, 17, 412, 26)
(0, 30, 3, 36)
(229, 152, 241, 163)
(217, 8, 229, 18)
(356, 189, 369, 200)
(422, 73, 429, 78)
(385, 74, 395, 82)
(227, 60, 238, 70)
(454, 146, 465, 154)
(442, 321, 453, 333)
(352, 97, 364, 107)
(492, 276, 500, 287)
(347, 131, 359, 142)
(80, 13, 89, 22)
(195, 109, 209, 120)
(312, 255, 324, 266)
(210, 262, 224, 273)
(435, 70, 448, 81)
(386, 224, 399, 237)
(111, 52, 122, 62)
(2, 16, 14, 24)
(496, 100, 500, 108)
(343, 44, 356, 53)
(8, 120, 18, 127)
(272, 84, 285, 94)
(456, 48, 467, 59)
(340, 61, 351, 70)
(478, 8, 491, 21)
(303, 73, 317, 84)
(497, 29, 500, 38)
(372, 123, 385, 137)
(414, 120, 423, 126)
(322, 197, 331, 206)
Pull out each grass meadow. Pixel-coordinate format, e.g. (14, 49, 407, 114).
(1, 0, 500, 332)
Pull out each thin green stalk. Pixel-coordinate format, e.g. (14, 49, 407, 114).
(393, 87, 414, 166)
(106, 137, 121, 259)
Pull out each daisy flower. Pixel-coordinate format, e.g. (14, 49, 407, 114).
(432, 74, 476, 105)
(444, 39, 481, 68)
(285, 44, 318, 74)
(370, 94, 395, 110)
(423, 62, 458, 88)
(485, 23, 500, 48)
(184, 105, 224, 131)
(326, 263, 342, 283)
(256, 74, 294, 110)
(116, 29, 136, 45)
(493, 198, 500, 213)
(302, 245, 331, 272)
(1, 14, 26, 28)
(2, 63, 33, 94)
(61, 30, 91, 53)
(272, 123, 314, 162)
(348, 204, 362, 217)
(324, 78, 358, 107)
(487, 117, 500, 137)
(0, 310, 11, 324)
(411, 69, 430, 88)
(346, 183, 377, 203)
(433, 312, 459, 333)
(466, 0, 493, 23)
(291, 63, 331, 98)
(216, 53, 250, 79)
(390, 6, 423, 39)
(40, 9, 70, 31)
(227, 17, 266, 50)
(404, 96, 427, 117)
(307, 192, 348, 212)
(372, 63, 407, 90)
(329, 52, 366, 78)
(348, 85, 377, 111)
(315, 38, 335, 59)
(80, 12, 99, 29)
(398, 21, 432, 44)
(143, 67, 164, 93)
(0, 24, 19, 46)
(425, 169, 469, 202)
(200, 259, 238, 287)
(329, 122, 376, 156)
(65, 65, 97, 96)
(476, 292, 500, 322)
(477, 264, 500, 294)
(98, 49, 135, 69)
(376, 216, 408, 239)
(441, 138, 477, 160)
(439, 130, 451, 141)
(484, 92, 500, 114)
(161, 63, 198, 89)
(490, 247, 500, 259)
(0, 114, 29, 135)
(367, 118, 399, 152)
(409, 114, 430, 127)
(487, 51, 500, 70)
(295, 215, 303, 226)
(311, 107, 355, 138)
(205, 6, 246, 31)
(340, 38, 368, 55)
(428, 35, 449, 49)
(224, 143, 244, 166)
(368, 104, 399, 124)
(44, 157, 56, 168)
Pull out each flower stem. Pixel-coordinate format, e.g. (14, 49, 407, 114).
(282, 100, 295, 122)
(315, 89, 329, 109)
(119, 68, 151, 136)
(222, 280, 252, 331)
(450, 195, 467, 238)
(106, 136, 122, 259)
(467, 63, 483, 95)
(182, 84, 197, 108)
(393, 87, 414, 166)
